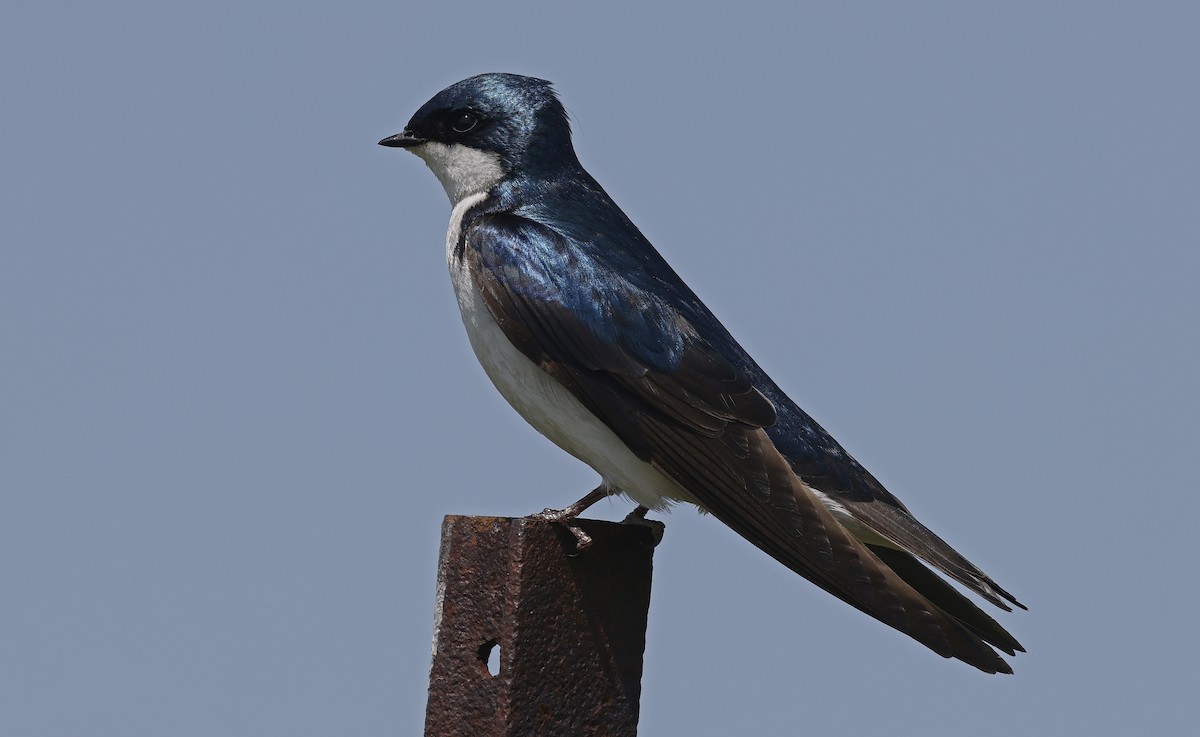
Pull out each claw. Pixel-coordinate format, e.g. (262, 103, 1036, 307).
(566, 524, 593, 552)
(533, 506, 595, 552)
(529, 485, 611, 554)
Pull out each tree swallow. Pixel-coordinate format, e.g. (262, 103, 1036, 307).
(379, 73, 1025, 673)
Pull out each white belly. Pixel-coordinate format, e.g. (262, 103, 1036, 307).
(416, 151, 854, 529)
(449, 256, 694, 512)
(418, 148, 691, 511)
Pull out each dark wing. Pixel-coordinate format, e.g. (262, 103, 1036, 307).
(766, 402, 1027, 621)
(464, 212, 1018, 673)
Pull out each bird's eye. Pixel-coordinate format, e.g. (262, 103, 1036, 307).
(451, 111, 478, 134)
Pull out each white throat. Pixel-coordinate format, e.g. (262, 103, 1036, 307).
(411, 141, 505, 205)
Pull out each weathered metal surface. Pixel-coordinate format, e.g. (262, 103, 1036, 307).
(424, 515, 657, 737)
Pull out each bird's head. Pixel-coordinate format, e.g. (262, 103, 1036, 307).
(379, 73, 576, 204)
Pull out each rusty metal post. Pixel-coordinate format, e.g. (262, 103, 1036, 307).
(424, 515, 657, 737)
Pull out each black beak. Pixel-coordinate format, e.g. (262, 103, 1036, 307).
(378, 130, 425, 148)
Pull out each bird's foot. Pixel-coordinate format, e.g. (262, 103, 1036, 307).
(622, 505, 666, 546)
(533, 505, 594, 551)
(530, 486, 611, 553)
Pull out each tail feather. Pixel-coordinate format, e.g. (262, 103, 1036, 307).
(868, 544, 1025, 656)
(845, 500, 1026, 612)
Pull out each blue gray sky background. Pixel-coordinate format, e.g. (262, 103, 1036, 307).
(3, 2, 1198, 735)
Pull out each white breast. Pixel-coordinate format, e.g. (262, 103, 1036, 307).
(410, 139, 692, 510)
(446, 208, 691, 511)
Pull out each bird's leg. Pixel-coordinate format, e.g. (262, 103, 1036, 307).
(531, 485, 612, 551)
(621, 505, 666, 546)
(622, 505, 651, 522)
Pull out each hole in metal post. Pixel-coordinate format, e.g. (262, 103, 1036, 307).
(477, 640, 500, 676)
